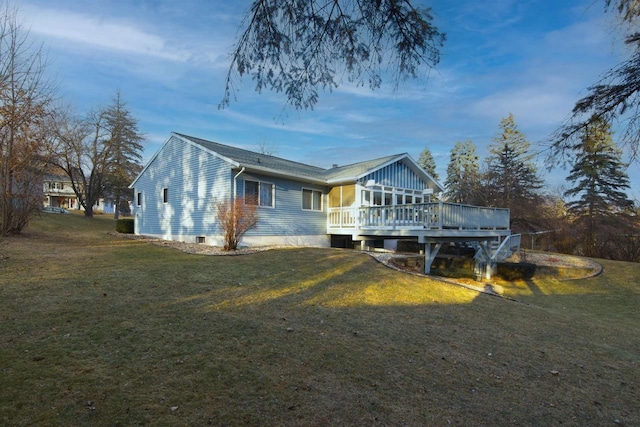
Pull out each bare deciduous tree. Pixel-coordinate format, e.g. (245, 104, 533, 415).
(52, 108, 112, 218)
(52, 92, 144, 218)
(0, 2, 55, 235)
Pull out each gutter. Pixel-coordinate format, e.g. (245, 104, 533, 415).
(238, 164, 328, 185)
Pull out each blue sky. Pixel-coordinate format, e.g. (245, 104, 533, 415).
(19, 0, 639, 198)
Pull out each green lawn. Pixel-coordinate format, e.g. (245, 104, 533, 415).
(1, 212, 638, 426)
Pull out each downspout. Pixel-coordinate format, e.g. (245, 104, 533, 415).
(233, 167, 246, 200)
(229, 167, 246, 247)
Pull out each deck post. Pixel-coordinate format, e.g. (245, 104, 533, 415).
(360, 239, 375, 251)
(476, 242, 497, 280)
(424, 242, 442, 274)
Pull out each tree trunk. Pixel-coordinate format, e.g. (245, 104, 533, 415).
(113, 197, 120, 220)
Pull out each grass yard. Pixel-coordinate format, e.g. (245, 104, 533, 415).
(1, 212, 639, 426)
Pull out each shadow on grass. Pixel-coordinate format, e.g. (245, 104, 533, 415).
(1, 216, 638, 426)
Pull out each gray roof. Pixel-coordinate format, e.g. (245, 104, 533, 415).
(177, 133, 409, 184)
(44, 173, 72, 182)
(322, 154, 404, 182)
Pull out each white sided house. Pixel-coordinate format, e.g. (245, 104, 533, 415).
(130, 133, 520, 276)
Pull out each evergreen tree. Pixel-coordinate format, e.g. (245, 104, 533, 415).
(444, 140, 480, 204)
(552, 1, 640, 164)
(103, 91, 144, 219)
(417, 146, 438, 181)
(564, 115, 635, 257)
(485, 114, 543, 230)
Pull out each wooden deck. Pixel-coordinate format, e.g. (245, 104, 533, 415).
(328, 202, 511, 242)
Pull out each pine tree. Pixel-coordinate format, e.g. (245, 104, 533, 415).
(444, 140, 480, 204)
(564, 115, 635, 257)
(552, 1, 640, 164)
(485, 114, 543, 230)
(222, 0, 445, 110)
(417, 146, 438, 181)
(103, 91, 144, 219)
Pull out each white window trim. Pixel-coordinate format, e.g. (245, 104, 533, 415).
(360, 185, 427, 206)
(244, 179, 275, 208)
(162, 187, 169, 204)
(302, 188, 323, 211)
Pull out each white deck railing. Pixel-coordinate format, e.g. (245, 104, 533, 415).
(328, 202, 510, 231)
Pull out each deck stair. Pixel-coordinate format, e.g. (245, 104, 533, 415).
(473, 234, 522, 280)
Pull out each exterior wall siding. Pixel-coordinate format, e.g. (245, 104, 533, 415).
(237, 172, 328, 240)
(132, 136, 329, 246)
(362, 160, 427, 190)
(132, 135, 234, 240)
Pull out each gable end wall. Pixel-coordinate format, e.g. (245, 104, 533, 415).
(132, 135, 234, 239)
(362, 160, 428, 190)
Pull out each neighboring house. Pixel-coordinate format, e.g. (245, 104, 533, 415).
(43, 174, 114, 213)
(130, 133, 520, 276)
(43, 175, 79, 210)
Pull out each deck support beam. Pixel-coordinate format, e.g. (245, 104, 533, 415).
(475, 241, 497, 280)
(424, 242, 442, 275)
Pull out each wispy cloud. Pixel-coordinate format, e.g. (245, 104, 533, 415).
(23, 4, 192, 62)
(334, 80, 430, 101)
(220, 109, 343, 137)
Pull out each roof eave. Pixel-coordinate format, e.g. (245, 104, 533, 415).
(353, 154, 408, 180)
(326, 176, 358, 185)
(239, 164, 328, 185)
(403, 154, 445, 192)
(327, 154, 445, 192)
(129, 132, 241, 189)
(129, 133, 176, 188)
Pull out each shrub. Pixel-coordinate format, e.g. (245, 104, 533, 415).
(216, 197, 258, 250)
(116, 219, 134, 234)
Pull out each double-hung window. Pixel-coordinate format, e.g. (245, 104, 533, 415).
(245, 180, 274, 207)
(302, 189, 322, 211)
